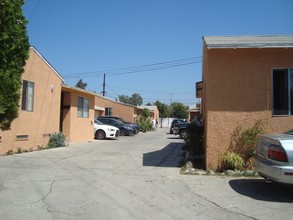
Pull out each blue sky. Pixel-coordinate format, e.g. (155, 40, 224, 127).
(23, 0, 293, 105)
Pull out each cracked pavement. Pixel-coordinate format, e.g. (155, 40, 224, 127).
(0, 128, 292, 220)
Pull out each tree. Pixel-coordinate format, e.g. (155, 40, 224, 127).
(129, 93, 143, 106)
(75, 79, 87, 89)
(138, 108, 152, 132)
(154, 100, 169, 118)
(118, 93, 143, 106)
(118, 95, 130, 104)
(0, 0, 29, 131)
(170, 102, 188, 119)
(141, 108, 151, 119)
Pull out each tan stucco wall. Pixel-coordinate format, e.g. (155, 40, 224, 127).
(136, 106, 160, 121)
(203, 46, 293, 170)
(61, 87, 95, 142)
(0, 48, 63, 154)
(95, 96, 136, 122)
(152, 106, 160, 121)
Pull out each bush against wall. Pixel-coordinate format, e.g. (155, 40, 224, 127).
(228, 119, 265, 169)
(222, 151, 244, 170)
(137, 108, 152, 132)
(185, 123, 204, 156)
(47, 133, 66, 148)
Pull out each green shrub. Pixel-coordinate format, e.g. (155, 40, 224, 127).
(138, 118, 152, 132)
(16, 148, 22, 154)
(6, 149, 13, 155)
(222, 151, 244, 170)
(229, 119, 265, 168)
(47, 133, 66, 148)
(37, 145, 47, 150)
(185, 123, 204, 156)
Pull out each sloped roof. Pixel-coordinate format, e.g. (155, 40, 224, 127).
(138, 105, 158, 112)
(30, 47, 65, 82)
(203, 35, 293, 49)
(62, 84, 138, 108)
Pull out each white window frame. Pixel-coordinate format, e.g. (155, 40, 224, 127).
(21, 80, 34, 112)
(105, 107, 113, 116)
(77, 97, 90, 118)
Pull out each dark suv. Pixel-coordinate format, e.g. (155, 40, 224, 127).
(97, 117, 135, 136)
(170, 118, 185, 134)
(98, 116, 139, 134)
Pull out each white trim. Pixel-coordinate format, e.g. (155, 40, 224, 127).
(94, 105, 105, 111)
(29, 47, 65, 83)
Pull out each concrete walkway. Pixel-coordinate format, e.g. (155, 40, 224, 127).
(0, 128, 292, 220)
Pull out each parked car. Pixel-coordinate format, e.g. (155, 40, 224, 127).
(173, 119, 202, 139)
(170, 118, 185, 134)
(98, 116, 139, 134)
(253, 130, 293, 184)
(97, 117, 135, 136)
(173, 121, 189, 139)
(94, 119, 120, 140)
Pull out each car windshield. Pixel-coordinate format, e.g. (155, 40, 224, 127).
(94, 119, 104, 125)
(113, 119, 123, 125)
(115, 119, 124, 124)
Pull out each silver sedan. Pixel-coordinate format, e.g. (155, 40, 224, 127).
(253, 130, 293, 184)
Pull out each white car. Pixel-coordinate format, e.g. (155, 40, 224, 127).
(94, 119, 120, 140)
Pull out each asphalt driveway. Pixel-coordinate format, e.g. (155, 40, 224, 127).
(0, 128, 292, 220)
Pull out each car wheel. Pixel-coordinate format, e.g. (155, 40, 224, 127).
(170, 128, 173, 134)
(95, 130, 106, 140)
(120, 128, 127, 136)
(179, 129, 188, 139)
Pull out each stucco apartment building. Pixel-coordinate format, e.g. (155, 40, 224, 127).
(94, 95, 139, 123)
(137, 106, 160, 121)
(0, 47, 64, 153)
(61, 85, 96, 142)
(0, 47, 157, 154)
(201, 35, 293, 170)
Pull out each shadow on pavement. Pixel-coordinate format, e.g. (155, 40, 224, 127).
(166, 137, 182, 140)
(229, 178, 293, 203)
(143, 142, 185, 167)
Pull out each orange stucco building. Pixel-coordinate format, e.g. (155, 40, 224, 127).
(94, 95, 138, 122)
(201, 35, 293, 170)
(0, 47, 153, 154)
(0, 47, 64, 153)
(61, 85, 96, 142)
(137, 106, 160, 121)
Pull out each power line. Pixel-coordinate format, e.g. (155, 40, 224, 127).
(28, 0, 42, 20)
(63, 57, 202, 78)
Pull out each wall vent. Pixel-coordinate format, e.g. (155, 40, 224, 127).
(42, 133, 51, 138)
(16, 135, 29, 141)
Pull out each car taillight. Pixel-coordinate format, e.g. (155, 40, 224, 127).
(268, 145, 288, 162)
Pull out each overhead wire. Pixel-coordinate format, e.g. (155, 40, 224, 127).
(28, 0, 42, 20)
(67, 57, 202, 105)
(63, 56, 202, 78)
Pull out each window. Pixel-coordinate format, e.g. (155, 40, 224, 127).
(77, 97, 89, 118)
(21, 80, 34, 111)
(105, 107, 113, 116)
(273, 69, 293, 116)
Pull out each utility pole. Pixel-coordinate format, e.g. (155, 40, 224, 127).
(102, 73, 106, 96)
